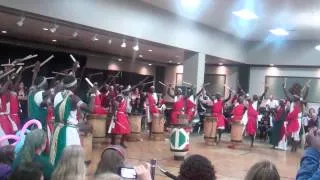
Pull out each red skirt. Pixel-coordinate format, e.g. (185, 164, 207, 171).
(9, 114, 20, 130)
(286, 119, 299, 134)
(213, 113, 225, 129)
(246, 118, 257, 136)
(0, 115, 14, 134)
(170, 111, 181, 124)
(149, 105, 159, 114)
(112, 112, 130, 134)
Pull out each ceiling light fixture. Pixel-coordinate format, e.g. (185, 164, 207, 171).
(180, 0, 201, 9)
(168, 60, 173, 63)
(133, 40, 139, 51)
(108, 39, 112, 45)
(72, 31, 78, 38)
(148, 64, 152, 66)
(91, 34, 99, 41)
(121, 39, 126, 48)
(148, 49, 152, 52)
(232, 9, 258, 20)
(315, 45, 320, 51)
(52, 39, 57, 42)
(50, 24, 59, 33)
(269, 28, 289, 36)
(218, 63, 223, 66)
(16, 16, 25, 27)
(177, 62, 181, 64)
(270, 64, 274, 66)
(118, 58, 122, 62)
(1, 30, 7, 34)
(42, 28, 49, 31)
(139, 54, 143, 58)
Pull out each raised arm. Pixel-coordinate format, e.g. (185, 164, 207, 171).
(259, 86, 268, 103)
(282, 83, 291, 101)
(223, 89, 232, 103)
(72, 94, 94, 114)
(31, 61, 40, 87)
(167, 87, 175, 99)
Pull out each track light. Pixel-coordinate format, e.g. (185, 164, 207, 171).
(17, 16, 25, 27)
(121, 39, 126, 48)
(139, 54, 143, 58)
(1, 30, 7, 34)
(50, 24, 59, 33)
(108, 39, 112, 44)
(91, 34, 99, 41)
(72, 31, 78, 38)
(133, 41, 139, 51)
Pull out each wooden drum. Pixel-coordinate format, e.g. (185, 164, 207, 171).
(170, 125, 191, 161)
(203, 115, 217, 146)
(231, 121, 244, 142)
(79, 122, 93, 162)
(151, 114, 165, 141)
(127, 115, 142, 141)
(87, 114, 108, 138)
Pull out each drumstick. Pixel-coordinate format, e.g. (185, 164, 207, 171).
(52, 72, 69, 76)
(46, 77, 55, 80)
(13, 54, 38, 64)
(0, 68, 16, 80)
(284, 78, 287, 88)
(40, 55, 54, 67)
(183, 81, 192, 86)
(85, 77, 94, 87)
(158, 81, 168, 87)
(70, 54, 80, 68)
(142, 81, 154, 86)
(15, 66, 23, 74)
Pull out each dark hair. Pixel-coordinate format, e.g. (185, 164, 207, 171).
(95, 146, 126, 176)
(178, 154, 216, 180)
(245, 160, 280, 180)
(62, 76, 77, 90)
(9, 162, 43, 180)
(34, 76, 45, 86)
(0, 145, 15, 164)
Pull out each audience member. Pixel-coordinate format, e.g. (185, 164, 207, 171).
(12, 129, 53, 180)
(94, 173, 121, 180)
(177, 154, 216, 180)
(9, 162, 43, 180)
(245, 160, 280, 180)
(296, 128, 320, 179)
(0, 145, 14, 180)
(51, 145, 86, 180)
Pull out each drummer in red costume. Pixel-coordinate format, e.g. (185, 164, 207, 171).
(167, 86, 185, 125)
(145, 86, 159, 136)
(185, 87, 197, 122)
(211, 90, 231, 144)
(111, 94, 131, 148)
(285, 95, 301, 152)
(245, 98, 259, 147)
(0, 80, 17, 135)
(90, 83, 107, 115)
(228, 96, 245, 149)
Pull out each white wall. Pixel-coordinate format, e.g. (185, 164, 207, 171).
(0, 0, 246, 63)
(249, 66, 320, 96)
(87, 55, 155, 76)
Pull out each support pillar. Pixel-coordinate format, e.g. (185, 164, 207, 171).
(183, 52, 205, 92)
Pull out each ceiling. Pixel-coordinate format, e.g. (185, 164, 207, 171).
(141, 0, 320, 41)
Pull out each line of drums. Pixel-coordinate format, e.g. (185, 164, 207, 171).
(78, 113, 244, 163)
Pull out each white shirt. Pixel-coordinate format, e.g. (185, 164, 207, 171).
(266, 99, 279, 109)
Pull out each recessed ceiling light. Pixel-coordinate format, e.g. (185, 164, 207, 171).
(121, 39, 126, 48)
(148, 49, 152, 52)
(315, 45, 320, 51)
(108, 39, 112, 44)
(50, 24, 59, 33)
(180, 0, 201, 9)
(218, 63, 223, 65)
(148, 64, 152, 66)
(139, 54, 143, 58)
(269, 28, 289, 36)
(168, 60, 173, 63)
(177, 62, 181, 64)
(52, 39, 57, 42)
(42, 28, 49, 31)
(232, 9, 258, 20)
(118, 58, 122, 62)
(16, 16, 25, 27)
(1, 30, 7, 34)
(270, 64, 274, 66)
(91, 34, 99, 41)
(72, 31, 78, 38)
(133, 42, 139, 51)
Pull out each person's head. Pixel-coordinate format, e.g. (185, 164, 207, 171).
(245, 160, 280, 180)
(95, 145, 126, 175)
(178, 154, 216, 180)
(269, 95, 274, 101)
(134, 87, 139, 94)
(18, 82, 24, 90)
(18, 129, 47, 165)
(0, 145, 15, 165)
(94, 173, 121, 180)
(237, 96, 244, 104)
(215, 93, 221, 100)
(9, 162, 43, 180)
(309, 108, 316, 115)
(52, 145, 86, 180)
(62, 76, 78, 92)
(279, 99, 286, 107)
(34, 76, 48, 90)
(252, 94, 258, 101)
(176, 88, 182, 95)
(149, 86, 155, 93)
(293, 94, 300, 102)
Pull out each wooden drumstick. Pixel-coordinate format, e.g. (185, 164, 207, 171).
(183, 81, 192, 86)
(0, 68, 16, 80)
(85, 77, 94, 87)
(158, 81, 168, 87)
(70, 54, 80, 68)
(40, 55, 54, 67)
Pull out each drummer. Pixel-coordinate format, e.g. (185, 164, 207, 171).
(89, 83, 107, 115)
(185, 87, 197, 122)
(228, 96, 245, 149)
(145, 86, 160, 136)
(167, 85, 185, 125)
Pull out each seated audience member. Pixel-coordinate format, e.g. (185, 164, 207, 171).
(245, 160, 280, 180)
(177, 154, 216, 180)
(12, 129, 53, 180)
(51, 145, 86, 180)
(95, 145, 152, 180)
(296, 128, 320, 179)
(9, 162, 43, 180)
(0, 145, 14, 180)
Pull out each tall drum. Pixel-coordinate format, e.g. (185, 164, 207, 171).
(87, 114, 108, 138)
(203, 115, 217, 145)
(79, 123, 93, 163)
(151, 114, 165, 141)
(127, 114, 142, 141)
(231, 121, 244, 142)
(170, 124, 191, 161)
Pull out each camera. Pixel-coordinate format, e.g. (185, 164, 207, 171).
(119, 167, 137, 179)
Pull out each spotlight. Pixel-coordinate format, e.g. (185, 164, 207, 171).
(180, 0, 201, 9)
(121, 39, 126, 48)
(91, 34, 99, 41)
(17, 16, 25, 27)
(148, 64, 152, 66)
(108, 39, 112, 44)
(50, 24, 59, 33)
(52, 39, 57, 42)
(315, 45, 320, 51)
(148, 49, 152, 52)
(168, 60, 173, 63)
(269, 28, 289, 36)
(72, 31, 78, 38)
(118, 58, 122, 62)
(133, 41, 139, 51)
(42, 28, 49, 31)
(218, 63, 223, 66)
(232, 9, 258, 20)
(139, 54, 143, 58)
(1, 30, 7, 34)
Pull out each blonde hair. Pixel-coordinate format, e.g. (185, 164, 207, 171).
(245, 160, 280, 180)
(51, 145, 86, 180)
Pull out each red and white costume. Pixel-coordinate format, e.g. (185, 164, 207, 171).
(246, 103, 258, 136)
(146, 92, 159, 115)
(286, 102, 301, 140)
(212, 99, 225, 129)
(185, 95, 196, 122)
(232, 103, 245, 122)
(9, 91, 20, 129)
(170, 95, 185, 124)
(112, 98, 130, 135)
(0, 94, 16, 134)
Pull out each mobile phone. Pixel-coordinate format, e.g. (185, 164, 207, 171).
(150, 159, 157, 180)
(119, 167, 137, 179)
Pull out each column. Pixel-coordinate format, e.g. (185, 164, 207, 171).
(183, 52, 205, 92)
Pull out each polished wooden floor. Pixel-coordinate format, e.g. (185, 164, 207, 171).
(86, 133, 301, 180)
